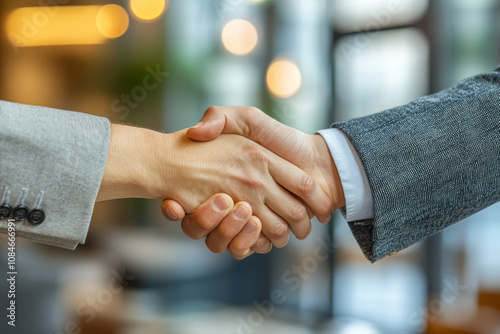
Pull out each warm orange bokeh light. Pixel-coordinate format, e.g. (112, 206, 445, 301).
(130, 0, 167, 21)
(266, 58, 302, 98)
(222, 19, 258, 55)
(96, 4, 129, 39)
(6, 5, 129, 47)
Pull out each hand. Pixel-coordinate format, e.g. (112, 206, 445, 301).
(162, 107, 346, 258)
(97, 124, 319, 255)
(162, 194, 267, 259)
(157, 128, 332, 249)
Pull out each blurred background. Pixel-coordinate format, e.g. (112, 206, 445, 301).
(1, 0, 500, 333)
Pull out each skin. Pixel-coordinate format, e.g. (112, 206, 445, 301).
(97, 123, 332, 249)
(162, 107, 346, 260)
(162, 194, 266, 258)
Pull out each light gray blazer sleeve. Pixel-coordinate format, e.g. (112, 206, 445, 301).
(333, 68, 500, 262)
(0, 101, 110, 249)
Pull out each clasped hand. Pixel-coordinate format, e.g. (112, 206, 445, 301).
(161, 107, 345, 259)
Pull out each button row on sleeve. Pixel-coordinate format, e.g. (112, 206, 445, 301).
(1, 187, 46, 225)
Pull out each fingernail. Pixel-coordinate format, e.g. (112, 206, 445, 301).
(243, 221, 256, 234)
(234, 205, 249, 220)
(190, 122, 204, 129)
(213, 196, 229, 212)
(242, 249, 250, 256)
(164, 206, 178, 220)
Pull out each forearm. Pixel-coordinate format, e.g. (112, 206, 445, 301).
(97, 124, 167, 201)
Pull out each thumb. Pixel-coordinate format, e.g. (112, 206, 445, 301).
(188, 106, 303, 160)
(161, 199, 186, 221)
(186, 107, 226, 142)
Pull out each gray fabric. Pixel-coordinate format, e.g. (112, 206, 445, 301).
(0, 101, 110, 249)
(333, 68, 500, 262)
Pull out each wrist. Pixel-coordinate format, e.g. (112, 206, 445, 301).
(311, 134, 346, 211)
(97, 124, 167, 201)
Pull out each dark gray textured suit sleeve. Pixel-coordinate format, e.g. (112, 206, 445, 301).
(333, 68, 500, 262)
(0, 101, 110, 249)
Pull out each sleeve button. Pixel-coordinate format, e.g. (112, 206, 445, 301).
(28, 209, 45, 226)
(0, 204, 12, 219)
(13, 205, 29, 221)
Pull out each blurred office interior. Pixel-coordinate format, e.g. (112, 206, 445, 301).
(1, 0, 500, 333)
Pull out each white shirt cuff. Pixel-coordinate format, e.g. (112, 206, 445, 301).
(317, 128, 374, 221)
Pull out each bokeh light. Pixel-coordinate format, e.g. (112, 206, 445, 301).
(222, 19, 258, 55)
(266, 58, 302, 98)
(96, 5, 129, 39)
(130, 0, 167, 21)
(5, 6, 129, 47)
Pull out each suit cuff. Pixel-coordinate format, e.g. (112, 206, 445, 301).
(0, 101, 110, 249)
(317, 128, 374, 221)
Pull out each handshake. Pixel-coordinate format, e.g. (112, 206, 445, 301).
(97, 106, 346, 260)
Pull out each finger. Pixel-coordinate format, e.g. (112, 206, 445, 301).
(253, 205, 290, 248)
(251, 233, 273, 254)
(187, 107, 333, 222)
(161, 200, 186, 221)
(205, 202, 252, 253)
(232, 249, 256, 260)
(181, 194, 234, 240)
(187, 106, 289, 149)
(187, 106, 272, 142)
(264, 193, 311, 241)
(267, 152, 332, 225)
(262, 180, 311, 240)
(306, 206, 314, 219)
(261, 154, 315, 239)
(227, 216, 262, 260)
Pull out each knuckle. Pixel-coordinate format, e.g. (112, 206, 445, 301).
(299, 174, 316, 196)
(251, 237, 267, 250)
(290, 202, 308, 223)
(320, 207, 332, 220)
(244, 107, 265, 122)
(218, 226, 236, 241)
(205, 238, 225, 254)
(251, 235, 272, 253)
(317, 196, 334, 218)
(205, 106, 219, 115)
(182, 214, 217, 238)
(268, 222, 289, 241)
(238, 170, 266, 190)
(196, 219, 216, 232)
(245, 106, 262, 114)
(195, 215, 218, 233)
(242, 145, 268, 162)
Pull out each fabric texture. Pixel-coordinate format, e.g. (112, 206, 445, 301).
(317, 128, 374, 221)
(0, 101, 110, 249)
(333, 68, 500, 262)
